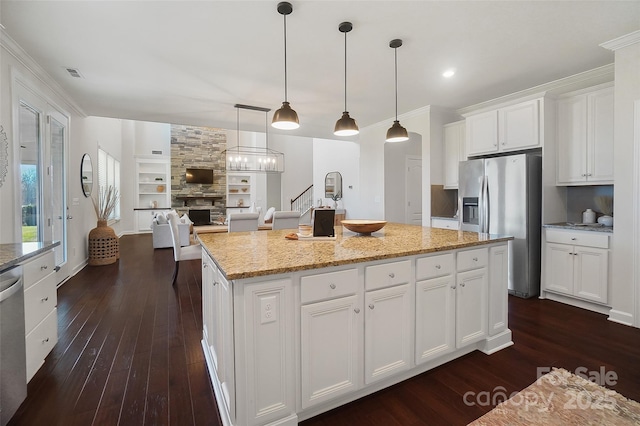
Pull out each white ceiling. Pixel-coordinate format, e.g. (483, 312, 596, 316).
(2, 1, 639, 140)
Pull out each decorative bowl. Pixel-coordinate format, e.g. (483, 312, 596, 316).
(341, 220, 387, 235)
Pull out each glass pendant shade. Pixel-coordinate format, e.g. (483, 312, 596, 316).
(272, 101, 299, 130)
(386, 120, 409, 142)
(334, 111, 359, 136)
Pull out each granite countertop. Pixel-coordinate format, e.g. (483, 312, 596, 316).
(544, 223, 613, 233)
(198, 223, 512, 280)
(0, 241, 60, 272)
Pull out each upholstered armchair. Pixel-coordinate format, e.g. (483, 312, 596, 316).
(151, 211, 191, 248)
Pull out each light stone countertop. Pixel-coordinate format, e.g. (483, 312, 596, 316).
(543, 223, 613, 233)
(0, 241, 60, 273)
(198, 223, 512, 280)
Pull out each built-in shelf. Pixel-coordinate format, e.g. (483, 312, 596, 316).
(175, 195, 224, 207)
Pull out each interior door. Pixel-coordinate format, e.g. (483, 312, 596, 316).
(48, 112, 69, 282)
(405, 156, 422, 224)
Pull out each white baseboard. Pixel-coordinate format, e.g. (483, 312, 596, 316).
(608, 309, 635, 327)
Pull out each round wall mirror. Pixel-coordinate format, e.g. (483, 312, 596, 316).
(324, 171, 342, 199)
(81, 153, 93, 197)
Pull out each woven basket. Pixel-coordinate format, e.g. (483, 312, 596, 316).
(88, 220, 119, 266)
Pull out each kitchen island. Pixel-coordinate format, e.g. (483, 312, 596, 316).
(198, 224, 513, 426)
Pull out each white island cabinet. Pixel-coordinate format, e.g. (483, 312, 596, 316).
(199, 225, 512, 426)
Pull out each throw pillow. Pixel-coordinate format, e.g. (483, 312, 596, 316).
(180, 214, 193, 225)
(156, 214, 168, 225)
(264, 207, 276, 224)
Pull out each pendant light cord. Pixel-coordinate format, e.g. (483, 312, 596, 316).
(394, 46, 398, 120)
(344, 30, 348, 112)
(236, 106, 240, 148)
(283, 14, 288, 103)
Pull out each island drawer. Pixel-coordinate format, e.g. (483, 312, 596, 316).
(301, 268, 358, 304)
(457, 248, 488, 272)
(416, 253, 454, 280)
(545, 229, 609, 248)
(365, 260, 411, 291)
(26, 308, 58, 381)
(23, 250, 55, 290)
(24, 272, 57, 334)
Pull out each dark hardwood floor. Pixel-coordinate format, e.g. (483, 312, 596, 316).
(9, 234, 640, 425)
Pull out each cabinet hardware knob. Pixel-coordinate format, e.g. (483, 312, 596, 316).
(473, 257, 478, 262)
(435, 265, 441, 269)
(451, 285, 457, 290)
(67, 215, 73, 220)
(213, 281, 219, 286)
(582, 173, 586, 177)
(41, 297, 49, 302)
(587, 173, 592, 176)
(203, 264, 208, 268)
(571, 237, 576, 240)
(329, 283, 336, 289)
(42, 338, 50, 344)
(388, 272, 395, 278)
(41, 265, 48, 270)
(460, 283, 466, 287)
(369, 304, 375, 310)
(354, 308, 360, 314)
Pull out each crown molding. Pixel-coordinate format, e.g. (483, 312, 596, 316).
(457, 64, 614, 116)
(601, 30, 640, 51)
(1, 28, 86, 117)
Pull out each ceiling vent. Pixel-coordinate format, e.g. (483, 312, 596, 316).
(65, 67, 83, 78)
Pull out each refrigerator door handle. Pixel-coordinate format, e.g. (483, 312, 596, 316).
(478, 175, 485, 232)
(483, 175, 490, 233)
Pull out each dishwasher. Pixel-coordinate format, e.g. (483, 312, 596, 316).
(0, 265, 27, 426)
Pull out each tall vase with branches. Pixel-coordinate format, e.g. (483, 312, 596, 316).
(88, 185, 120, 265)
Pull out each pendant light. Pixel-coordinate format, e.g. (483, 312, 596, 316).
(334, 22, 359, 137)
(386, 39, 409, 143)
(272, 2, 300, 130)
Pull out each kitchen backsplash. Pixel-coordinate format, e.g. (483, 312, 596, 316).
(566, 185, 614, 223)
(431, 185, 458, 217)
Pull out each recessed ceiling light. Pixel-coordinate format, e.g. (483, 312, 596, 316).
(443, 69, 456, 78)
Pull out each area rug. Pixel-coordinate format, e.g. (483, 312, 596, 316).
(468, 368, 640, 425)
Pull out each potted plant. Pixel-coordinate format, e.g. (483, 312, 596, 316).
(330, 190, 342, 209)
(88, 185, 120, 265)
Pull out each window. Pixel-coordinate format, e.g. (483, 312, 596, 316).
(98, 148, 120, 221)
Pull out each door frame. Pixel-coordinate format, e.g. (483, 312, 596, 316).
(12, 69, 71, 284)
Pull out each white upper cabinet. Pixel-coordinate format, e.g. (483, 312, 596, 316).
(556, 86, 614, 185)
(466, 99, 540, 157)
(443, 120, 466, 189)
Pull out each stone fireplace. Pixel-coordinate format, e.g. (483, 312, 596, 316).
(171, 125, 227, 222)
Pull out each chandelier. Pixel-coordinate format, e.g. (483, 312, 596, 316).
(223, 104, 285, 173)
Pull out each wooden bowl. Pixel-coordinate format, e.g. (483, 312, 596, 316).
(341, 220, 387, 235)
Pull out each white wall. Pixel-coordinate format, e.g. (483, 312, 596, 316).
(269, 134, 313, 211)
(312, 138, 360, 217)
(384, 133, 421, 223)
(606, 34, 640, 327)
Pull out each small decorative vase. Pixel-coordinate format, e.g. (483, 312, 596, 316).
(332, 199, 338, 209)
(88, 219, 119, 266)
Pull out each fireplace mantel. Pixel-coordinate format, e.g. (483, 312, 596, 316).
(175, 195, 224, 207)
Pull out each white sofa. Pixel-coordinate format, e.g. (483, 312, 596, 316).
(151, 211, 191, 248)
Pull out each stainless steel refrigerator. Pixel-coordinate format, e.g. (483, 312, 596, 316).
(458, 153, 542, 298)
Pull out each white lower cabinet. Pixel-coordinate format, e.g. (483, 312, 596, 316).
(364, 283, 412, 384)
(202, 243, 509, 426)
(201, 254, 235, 423)
(455, 268, 488, 347)
(301, 294, 361, 409)
(415, 276, 455, 363)
(22, 250, 58, 382)
(543, 228, 610, 305)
